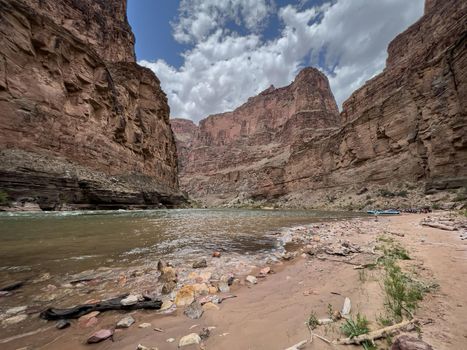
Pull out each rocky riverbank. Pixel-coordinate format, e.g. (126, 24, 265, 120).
(1, 212, 466, 349)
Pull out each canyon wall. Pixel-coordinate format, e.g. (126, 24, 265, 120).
(0, 0, 184, 210)
(173, 68, 341, 204)
(174, 0, 466, 208)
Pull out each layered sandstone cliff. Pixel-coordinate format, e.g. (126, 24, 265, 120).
(173, 68, 341, 204)
(174, 0, 466, 209)
(0, 0, 184, 210)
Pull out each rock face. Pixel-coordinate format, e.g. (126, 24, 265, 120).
(0, 0, 184, 210)
(173, 68, 340, 205)
(174, 0, 466, 208)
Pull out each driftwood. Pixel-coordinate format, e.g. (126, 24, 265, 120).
(40, 295, 162, 320)
(333, 319, 413, 345)
(284, 340, 308, 350)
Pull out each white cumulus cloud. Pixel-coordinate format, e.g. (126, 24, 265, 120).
(140, 0, 424, 122)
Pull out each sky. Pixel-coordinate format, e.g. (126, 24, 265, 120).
(127, 0, 424, 123)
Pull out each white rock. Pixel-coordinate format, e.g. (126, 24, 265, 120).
(246, 275, 257, 284)
(166, 338, 175, 343)
(121, 295, 139, 306)
(6, 306, 27, 315)
(116, 316, 135, 328)
(138, 322, 152, 328)
(2, 314, 27, 326)
(179, 333, 201, 347)
(341, 297, 351, 316)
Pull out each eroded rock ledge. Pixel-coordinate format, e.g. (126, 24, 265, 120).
(0, 0, 185, 210)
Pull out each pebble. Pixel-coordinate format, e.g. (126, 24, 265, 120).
(139, 322, 152, 328)
(199, 327, 211, 340)
(136, 345, 158, 350)
(87, 329, 113, 344)
(192, 259, 207, 269)
(166, 338, 175, 343)
(121, 295, 139, 306)
(56, 320, 70, 329)
(116, 315, 135, 328)
(259, 267, 271, 275)
(179, 333, 201, 347)
(218, 281, 230, 293)
(246, 275, 257, 284)
(184, 301, 204, 319)
(212, 251, 221, 258)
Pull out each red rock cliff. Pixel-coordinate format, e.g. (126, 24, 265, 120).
(174, 68, 340, 204)
(174, 0, 466, 208)
(0, 0, 184, 210)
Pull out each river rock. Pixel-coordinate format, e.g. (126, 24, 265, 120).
(1, 314, 27, 326)
(116, 315, 135, 328)
(159, 300, 174, 311)
(158, 267, 177, 283)
(78, 311, 100, 327)
(209, 286, 218, 294)
(192, 259, 207, 268)
(202, 302, 220, 311)
(87, 329, 113, 343)
(192, 283, 209, 295)
(218, 281, 230, 293)
(56, 320, 70, 329)
(179, 333, 201, 347)
(246, 275, 257, 284)
(138, 322, 152, 328)
(199, 327, 211, 340)
(121, 295, 139, 306)
(212, 251, 221, 258)
(175, 286, 195, 306)
(260, 267, 271, 275)
(184, 301, 204, 319)
(195, 271, 212, 283)
(162, 281, 177, 294)
(6, 306, 27, 315)
(390, 335, 433, 350)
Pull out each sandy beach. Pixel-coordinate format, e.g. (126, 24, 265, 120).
(1, 212, 466, 350)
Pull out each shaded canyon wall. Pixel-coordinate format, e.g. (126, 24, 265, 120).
(0, 0, 184, 210)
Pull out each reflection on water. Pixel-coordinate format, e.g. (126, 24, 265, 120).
(0, 209, 362, 282)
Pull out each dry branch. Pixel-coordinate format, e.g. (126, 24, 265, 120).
(333, 319, 413, 345)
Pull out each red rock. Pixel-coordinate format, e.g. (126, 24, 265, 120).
(212, 251, 221, 258)
(0, 0, 184, 210)
(390, 335, 433, 350)
(87, 329, 113, 344)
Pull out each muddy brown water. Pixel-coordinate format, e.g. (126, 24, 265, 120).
(0, 209, 363, 281)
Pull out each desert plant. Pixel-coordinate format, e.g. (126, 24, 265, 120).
(307, 311, 319, 329)
(340, 314, 375, 350)
(383, 259, 423, 322)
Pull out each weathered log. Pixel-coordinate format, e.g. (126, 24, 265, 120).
(40, 295, 162, 320)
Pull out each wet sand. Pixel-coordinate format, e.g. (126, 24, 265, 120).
(2, 213, 466, 349)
